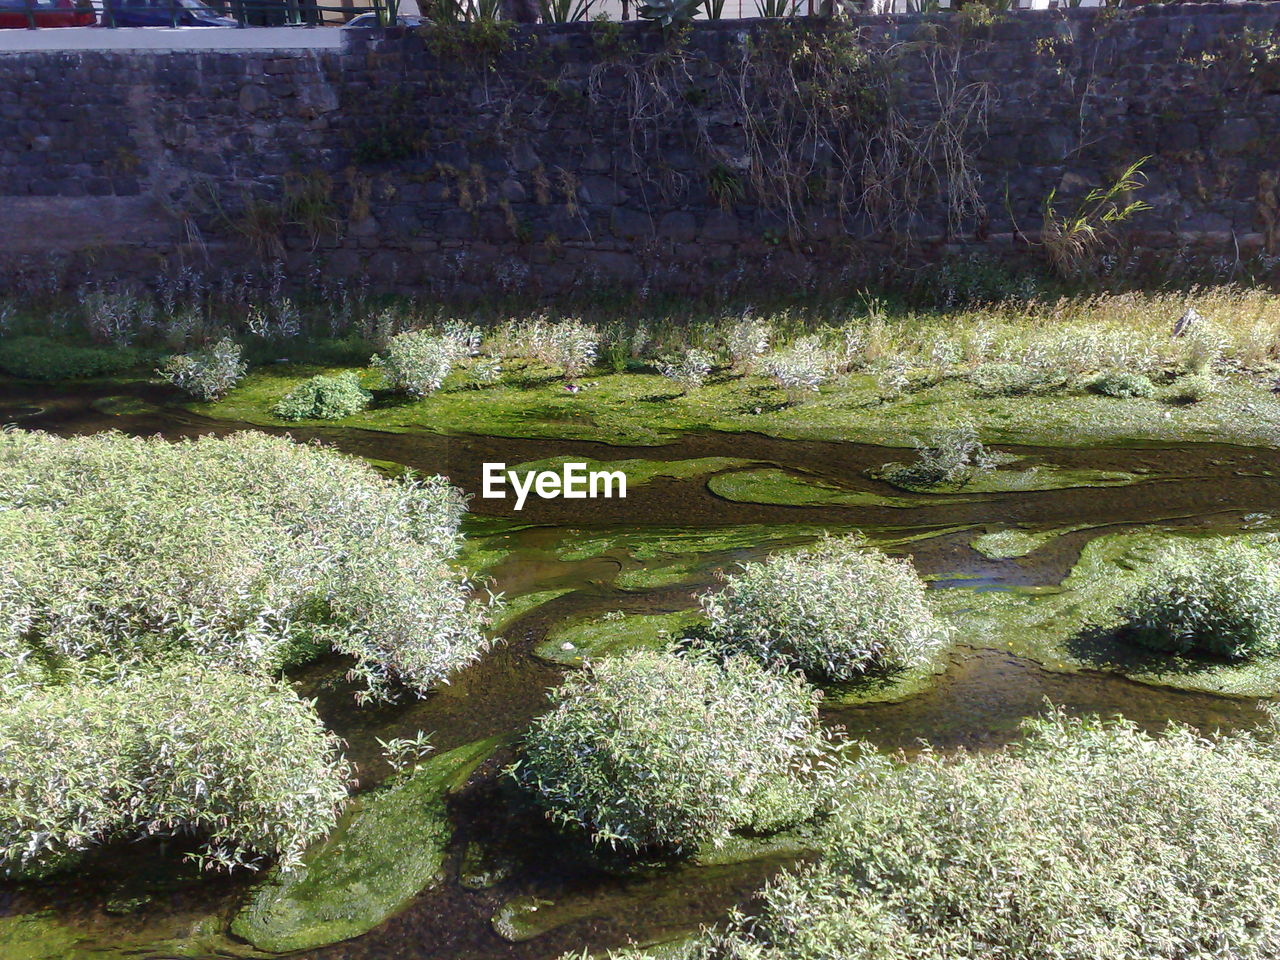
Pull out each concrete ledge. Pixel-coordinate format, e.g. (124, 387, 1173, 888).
(0, 25, 346, 52)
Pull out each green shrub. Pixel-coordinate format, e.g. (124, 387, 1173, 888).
(465, 356, 503, 387)
(511, 648, 834, 855)
(882, 423, 996, 488)
(723, 316, 771, 371)
(272, 371, 372, 421)
(0, 336, 150, 381)
(0, 430, 490, 701)
(1164, 373, 1216, 404)
(969, 361, 1059, 397)
(1112, 539, 1280, 660)
(1082, 368, 1156, 398)
(0, 664, 349, 877)
(617, 710, 1280, 960)
(372, 330, 460, 397)
(658, 348, 714, 393)
(761, 335, 829, 401)
(528, 318, 599, 380)
(159, 338, 246, 401)
(700, 536, 949, 680)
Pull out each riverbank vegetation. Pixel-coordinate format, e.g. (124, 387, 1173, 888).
(0, 429, 490, 701)
(0, 428, 492, 887)
(8, 274, 1280, 957)
(602, 709, 1280, 960)
(7, 283, 1280, 447)
(165, 285, 1280, 448)
(512, 648, 836, 855)
(0, 666, 349, 879)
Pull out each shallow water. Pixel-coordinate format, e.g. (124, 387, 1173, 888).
(2, 379, 1278, 960)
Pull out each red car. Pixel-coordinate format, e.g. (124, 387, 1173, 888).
(0, 0, 96, 27)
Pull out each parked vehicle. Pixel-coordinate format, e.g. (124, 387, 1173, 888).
(100, 0, 236, 25)
(342, 11, 424, 25)
(204, 0, 322, 25)
(0, 0, 94, 28)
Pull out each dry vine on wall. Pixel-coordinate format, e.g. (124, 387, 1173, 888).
(584, 22, 995, 244)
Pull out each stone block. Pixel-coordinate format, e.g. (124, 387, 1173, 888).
(658, 211, 696, 242)
(611, 207, 652, 240)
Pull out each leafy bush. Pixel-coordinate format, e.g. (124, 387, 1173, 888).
(159, 338, 247, 401)
(700, 536, 949, 680)
(621, 710, 1280, 960)
(1111, 539, 1280, 660)
(1180, 318, 1229, 374)
(81, 287, 154, 346)
(0, 664, 349, 878)
(1082, 368, 1156, 398)
(465, 356, 503, 387)
(272, 371, 372, 421)
(969, 361, 1060, 397)
(0, 336, 150, 381)
(882, 423, 997, 488)
(723, 316, 771, 371)
(1164, 373, 1216, 404)
(658, 348, 714, 393)
(537, 319, 598, 380)
(0, 430, 490, 701)
(762, 336, 828, 400)
(372, 330, 458, 397)
(511, 648, 834, 855)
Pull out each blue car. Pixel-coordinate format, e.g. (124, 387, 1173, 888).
(101, 0, 237, 26)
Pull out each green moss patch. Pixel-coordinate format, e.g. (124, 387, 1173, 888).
(971, 527, 1082, 559)
(510, 456, 750, 486)
(556, 524, 832, 564)
(536, 611, 708, 664)
(707, 468, 923, 507)
(491, 588, 576, 632)
(231, 736, 501, 953)
(0, 914, 82, 960)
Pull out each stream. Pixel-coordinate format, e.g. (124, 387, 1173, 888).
(1, 379, 1277, 960)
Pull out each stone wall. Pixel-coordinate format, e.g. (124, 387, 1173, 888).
(1, 5, 1279, 297)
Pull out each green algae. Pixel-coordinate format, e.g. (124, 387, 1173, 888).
(0, 913, 260, 960)
(491, 852, 802, 944)
(556, 524, 832, 564)
(536, 611, 708, 664)
(509, 456, 750, 486)
(491, 588, 576, 632)
(457, 840, 517, 890)
(488, 821, 821, 945)
(192, 364, 1280, 450)
(707, 468, 923, 507)
(0, 914, 82, 960)
(971, 527, 1079, 559)
(230, 736, 502, 954)
(89, 395, 160, 417)
(822, 653, 954, 707)
(457, 517, 540, 577)
(614, 557, 711, 590)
